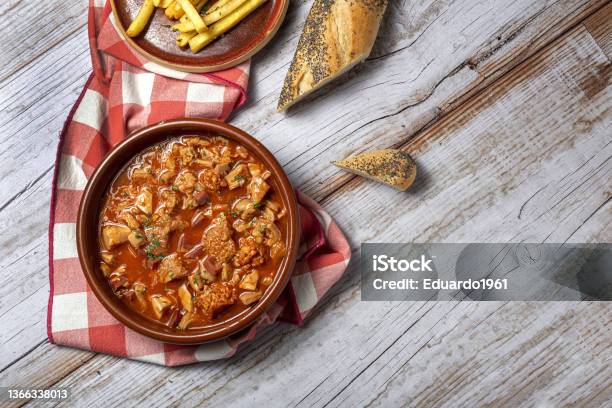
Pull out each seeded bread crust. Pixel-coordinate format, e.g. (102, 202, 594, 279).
(277, 0, 388, 111)
(333, 149, 417, 191)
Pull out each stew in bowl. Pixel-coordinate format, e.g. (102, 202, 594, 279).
(77, 119, 299, 344)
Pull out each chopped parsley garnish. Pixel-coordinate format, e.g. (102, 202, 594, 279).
(234, 175, 244, 182)
(171, 185, 179, 191)
(146, 252, 165, 260)
(253, 202, 262, 209)
(144, 238, 164, 260)
(231, 211, 239, 218)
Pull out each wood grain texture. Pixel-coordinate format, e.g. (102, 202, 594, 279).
(0, 0, 610, 406)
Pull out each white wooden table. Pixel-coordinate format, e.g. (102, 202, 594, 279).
(0, 0, 610, 406)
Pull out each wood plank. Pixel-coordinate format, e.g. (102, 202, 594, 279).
(2, 0, 601, 373)
(583, 2, 612, 58)
(1, 0, 610, 406)
(0, 342, 94, 408)
(0, 5, 91, 368)
(0, 170, 53, 369)
(232, 0, 609, 202)
(18, 6, 612, 407)
(0, 0, 89, 81)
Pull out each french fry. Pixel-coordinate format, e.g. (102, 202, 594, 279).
(173, 0, 196, 18)
(189, 0, 268, 53)
(165, 1, 177, 18)
(172, 22, 195, 32)
(206, 0, 232, 15)
(126, 0, 156, 37)
(179, 0, 207, 22)
(203, 0, 246, 25)
(178, 0, 207, 33)
(171, 1, 183, 18)
(160, 0, 174, 6)
(153, 0, 161, 6)
(176, 31, 197, 47)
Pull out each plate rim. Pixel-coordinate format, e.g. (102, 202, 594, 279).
(109, 0, 289, 73)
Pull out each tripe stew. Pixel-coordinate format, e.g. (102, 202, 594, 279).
(98, 135, 287, 330)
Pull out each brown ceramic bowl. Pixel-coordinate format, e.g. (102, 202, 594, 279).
(110, 0, 288, 72)
(77, 119, 300, 344)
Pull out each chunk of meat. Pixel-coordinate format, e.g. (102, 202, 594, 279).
(184, 136, 211, 148)
(178, 284, 193, 312)
(178, 311, 195, 330)
(164, 154, 177, 172)
(182, 195, 198, 210)
(133, 282, 147, 310)
(158, 190, 179, 214)
(202, 215, 236, 263)
(225, 164, 248, 190)
(158, 169, 176, 185)
(144, 214, 186, 249)
(270, 241, 286, 260)
(247, 163, 262, 177)
(214, 163, 231, 177)
(248, 176, 270, 204)
(158, 253, 189, 283)
(100, 252, 114, 264)
(235, 146, 250, 159)
(136, 188, 153, 215)
(239, 270, 259, 290)
(174, 144, 196, 165)
(232, 198, 257, 220)
(196, 282, 237, 320)
(131, 165, 155, 182)
(251, 218, 281, 246)
(108, 264, 128, 293)
(239, 291, 262, 305)
(150, 295, 173, 319)
(102, 224, 131, 249)
(234, 236, 266, 268)
(118, 211, 140, 229)
(199, 169, 222, 192)
(174, 171, 197, 193)
(193, 190, 209, 206)
(128, 230, 145, 248)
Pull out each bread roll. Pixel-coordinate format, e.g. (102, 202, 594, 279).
(277, 0, 388, 111)
(333, 149, 416, 191)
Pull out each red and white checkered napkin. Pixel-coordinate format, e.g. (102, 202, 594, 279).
(47, 0, 351, 365)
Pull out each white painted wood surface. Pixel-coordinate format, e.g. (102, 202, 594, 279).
(0, 0, 610, 406)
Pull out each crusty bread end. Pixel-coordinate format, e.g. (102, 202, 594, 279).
(333, 149, 417, 191)
(277, 0, 388, 111)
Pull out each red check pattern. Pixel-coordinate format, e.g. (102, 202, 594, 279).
(47, 0, 351, 365)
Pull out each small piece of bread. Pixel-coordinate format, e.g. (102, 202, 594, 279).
(277, 0, 388, 111)
(333, 149, 416, 191)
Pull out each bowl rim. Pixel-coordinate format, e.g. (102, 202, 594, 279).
(109, 0, 289, 73)
(76, 118, 300, 344)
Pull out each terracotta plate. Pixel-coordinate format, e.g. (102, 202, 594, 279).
(110, 0, 288, 72)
